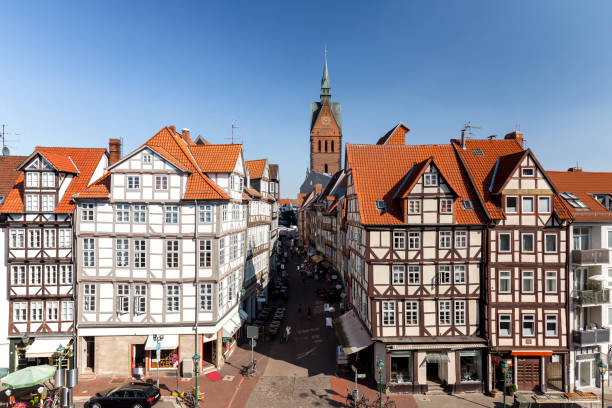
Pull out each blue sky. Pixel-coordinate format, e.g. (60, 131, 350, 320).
(2, 1, 612, 197)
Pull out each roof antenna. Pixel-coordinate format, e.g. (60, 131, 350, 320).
(463, 121, 481, 138)
(231, 120, 238, 144)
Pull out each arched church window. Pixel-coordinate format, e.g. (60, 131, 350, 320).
(325, 141, 328, 152)
(331, 141, 334, 152)
(325, 164, 328, 173)
(318, 140, 321, 152)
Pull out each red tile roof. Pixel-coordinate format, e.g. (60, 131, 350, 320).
(548, 171, 612, 221)
(0, 156, 27, 199)
(376, 123, 409, 145)
(246, 159, 267, 179)
(346, 144, 486, 225)
(189, 144, 242, 173)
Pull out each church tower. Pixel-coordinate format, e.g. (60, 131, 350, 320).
(309, 49, 342, 175)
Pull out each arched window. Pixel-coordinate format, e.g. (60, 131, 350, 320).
(331, 141, 334, 152)
(324, 164, 328, 173)
(325, 140, 328, 152)
(318, 140, 321, 152)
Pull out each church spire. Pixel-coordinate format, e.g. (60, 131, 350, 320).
(320, 47, 331, 103)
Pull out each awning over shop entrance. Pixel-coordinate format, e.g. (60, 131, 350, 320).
(511, 350, 553, 357)
(333, 309, 372, 355)
(25, 337, 72, 358)
(222, 309, 246, 339)
(426, 353, 450, 363)
(144, 334, 179, 351)
(311, 255, 323, 264)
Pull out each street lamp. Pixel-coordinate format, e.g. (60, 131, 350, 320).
(192, 353, 200, 408)
(56, 344, 65, 368)
(501, 361, 509, 408)
(599, 360, 607, 408)
(376, 359, 385, 408)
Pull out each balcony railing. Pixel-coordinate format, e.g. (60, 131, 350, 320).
(573, 328, 610, 345)
(576, 289, 610, 305)
(572, 249, 610, 265)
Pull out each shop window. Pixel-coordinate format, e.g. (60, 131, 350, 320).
(390, 352, 413, 384)
(150, 348, 178, 369)
(460, 350, 482, 382)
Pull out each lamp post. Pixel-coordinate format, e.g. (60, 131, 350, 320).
(599, 360, 607, 408)
(500, 361, 509, 407)
(376, 359, 384, 408)
(56, 344, 65, 368)
(192, 353, 200, 408)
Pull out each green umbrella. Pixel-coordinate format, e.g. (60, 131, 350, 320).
(1, 365, 56, 389)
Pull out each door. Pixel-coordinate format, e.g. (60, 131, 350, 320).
(546, 357, 563, 391)
(517, 358, 540, 391)
(578, 360, 595, 388)
(202, 340, 215, 368)
(426, 362, 440, 382)
(85, 337, 95, 370)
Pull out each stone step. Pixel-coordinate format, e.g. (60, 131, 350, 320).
(426, 384, 448, 395)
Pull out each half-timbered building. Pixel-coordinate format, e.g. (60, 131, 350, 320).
(0, 146, 107, 371)
(74, 127, 248, 377)
(453, 132, 571, 392)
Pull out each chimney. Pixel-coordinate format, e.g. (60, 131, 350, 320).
(181, 128, 191, 143)
(460, 129, 466, 149)
(568, 166, 583, 172)
(504, 131, 524, 148)
(109, 138, 121, 166)
(169, 125, 176, 133)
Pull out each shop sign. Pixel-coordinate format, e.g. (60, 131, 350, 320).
(222, 337, 232, 343)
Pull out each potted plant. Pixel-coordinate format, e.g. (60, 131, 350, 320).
(490, 389, 498, 397)
(506, 384, 517, 396)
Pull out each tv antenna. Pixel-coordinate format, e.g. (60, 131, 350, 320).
(231, 120, 239, 144)
(0, 124, 19, 156)
(463, 121, 481, 138)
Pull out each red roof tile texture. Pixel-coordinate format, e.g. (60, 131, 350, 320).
(246, 159, 267, 179)
(189, 144, 242, 173)
(0, 156, 27, 198)
(548, 171, 612, 221)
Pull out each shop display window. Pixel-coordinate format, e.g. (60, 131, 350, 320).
(150, 348, 178, 369)
(460, 350, 482, 382)
(390, 352, 413, 384)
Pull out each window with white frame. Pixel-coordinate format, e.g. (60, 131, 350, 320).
(405, 301, 418, 326)
(59, 229, 71, 248)
(393, 231, 405, 250)
(47, 301, 59, 321)
(26, 172, 39, 187)
(61, 301, 73, 321)
(10, 229, 25, 248)
(41, 194, 55, 211)
(155, 175, 168, 190)
(545, 234, 557, 253)
(407, 199, 421, 215)
(522, 167, 535, 177)
(116, 238, 129, 267)
(440, 199, 453, 214)
(407, 266, 420, 284)
(134, 204, 146, 223)
(30, 301, 43, 322)
(11, 266, 26, 285)
(199, 204, 212, 223)
(505, 196, 518, 213)
(42, 172, 55, 187)
(438, 265, 451, 284)
(545, 314, 558, 336)
(117, 284, 130, 314)
(166, 284, 180, 312)
(454, 265, 466, 284)
(222, 204, 228, 221)
(81, 203, 94, 221)
(26, 194, 39, 211)
(455, 231, 467, 248)
(166, 240, 179, 268)
(498, 233, 511, 252)
(392, 265, 405, 285)
(199, 239, 212, 268)
(230, 235, 238, 259)
(455, 300, 466, 325)
(424, 173, 438, 186)
(134, 284, 146, 314)
(499, 270, 511, 293)
(538, 196, 551, 213)
(45, 265, 57, 285)
(228, 273, 235, 303)
(83, 284, 96, 312)
(43, 229, 56, 248)
(28, 229, 41, 248)
(60, 265, 72, 285)
(439, 231, 452, 249)
(522, 270, 534, 293)
(522, 196, 535, 213)
(116, 204, 130, 222)
(408, 232, 421, 250)
(200, 283, 213, 311)
(545, 270, 557, 293)
(127, 176, 141, 190)
(143, 154, 152, 164)
(499, 314, 512, 336)
(439, 300, 451, 325)
(573, 227, 590, 250)
(13, 302, 27, 322)
(165, 205, 178, 224)
(609, 230, 612, 248)
(29, 265, 42, 285)
(219, 237, 225, 265)
(522, 314, 535, 336)
(134, 240, 146, 268)
(382, 301, 396, 326)
(522, 233, 534, 252)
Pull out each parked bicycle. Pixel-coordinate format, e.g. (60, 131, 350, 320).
(176, 391, 197, 408)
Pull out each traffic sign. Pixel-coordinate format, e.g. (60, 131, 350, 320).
(156, 341, 161, 352)
(357, 374, 366, 379)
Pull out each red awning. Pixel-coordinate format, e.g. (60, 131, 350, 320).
(511, 351, 553, 357)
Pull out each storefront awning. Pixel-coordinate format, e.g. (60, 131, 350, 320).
(25, 337, 71, 358)
(426, 353, 450, 363)
(311, 255, 323, 264)
(222, 310, 246, 338)
(511, 350, 553, 357)
(389, 343, 486, 351)
(144, 334, 179, 351)
(333, 309, 373, 355)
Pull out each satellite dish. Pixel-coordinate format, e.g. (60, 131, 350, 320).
(2, 146, 10, 156)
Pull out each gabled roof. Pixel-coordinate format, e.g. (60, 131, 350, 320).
(392, 157, 431, 199)
(194, 136, 211, 145)
(189, 144, 242, 173)
(245, 159, 267, 180)
(1, 147, 107, 213)
(376, 123, 410, 145)
(489, 151, 527, 194)
(18, 148, 80, 174)
(548, 170, 612, 221)
(244, 186, 262, 199)
(346, 144, 485, 225)
(0, 156, 27, 199)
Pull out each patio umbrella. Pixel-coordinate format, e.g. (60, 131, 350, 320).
(2, 365, 56, 389)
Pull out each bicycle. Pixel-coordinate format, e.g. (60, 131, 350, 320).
(380, 395, 397, 408)
(247, 360, 257, 377)
(345, 389, 370, 408)
(176, 391, 197, 408)
(43, 388, 61, 408)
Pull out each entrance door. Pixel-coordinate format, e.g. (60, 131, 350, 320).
(517, 358, 540, 391)
(85, 337, 95, 371)
(132, 344, 145, 377)
(426, 362, 440, 383)
(546, 357, 563, 391)
(202, 340, 216, 368)
(577, 360, 595, 388)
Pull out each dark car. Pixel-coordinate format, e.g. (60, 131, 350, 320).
(85, 382, 160, 408)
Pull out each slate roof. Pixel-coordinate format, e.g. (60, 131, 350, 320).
(548, 170, 612, 221)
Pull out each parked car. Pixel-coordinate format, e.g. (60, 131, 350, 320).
(85, 382, 160, 408)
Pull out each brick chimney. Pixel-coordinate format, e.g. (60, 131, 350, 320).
(568, 166, 583, 172)
(504, 131, 524, 147)
(181, 128, 191, 143)
(109, 138, 121, 166)
(169, 125, 176, 133)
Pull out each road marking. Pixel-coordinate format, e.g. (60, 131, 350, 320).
(226, 375, 245, 408)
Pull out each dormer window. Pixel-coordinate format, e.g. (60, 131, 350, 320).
(375, 200, 387, 212)
(26, 194, 39, 211)
(461, 200, 473, 210)
(26, 172, 39, 187)
(424, 173, 438, 186)
(407, 199, 421, 215)
(521, 167, 535, 177)
(505, 196, 518, 213)
(560, 192, 589, 210)
(440, 199, 453, 214)
(593, 194, 612, 211)
(42, 172, 55, 188)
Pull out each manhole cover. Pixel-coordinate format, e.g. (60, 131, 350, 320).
(223, 375, 235, 381)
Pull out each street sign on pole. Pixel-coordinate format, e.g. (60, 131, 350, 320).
(246, 325, 258, 340)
